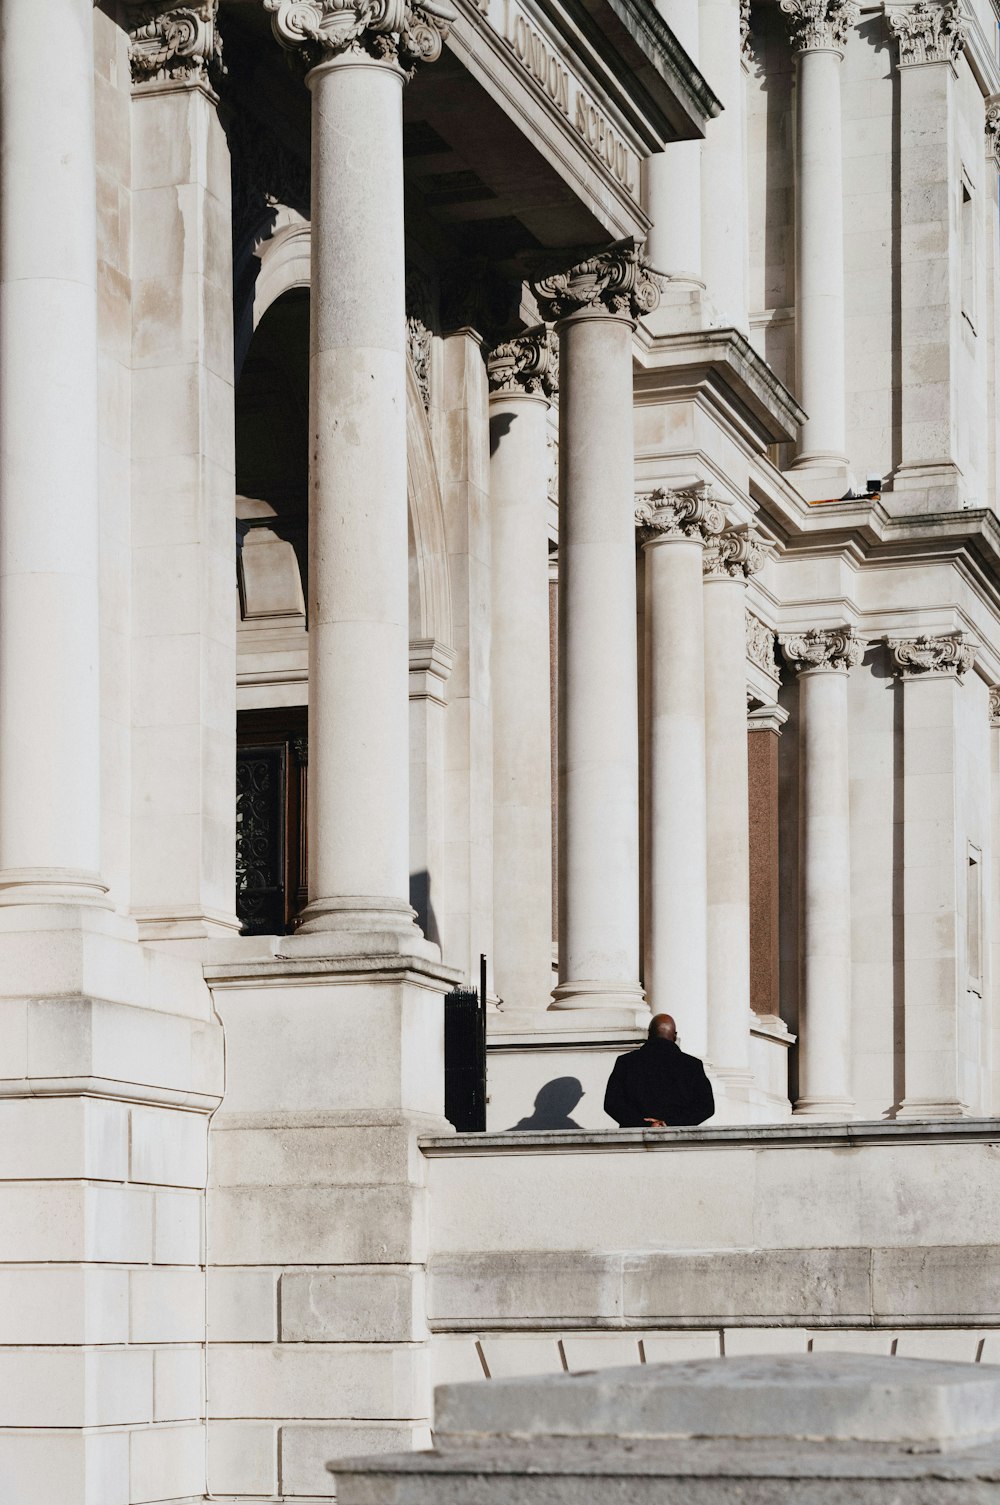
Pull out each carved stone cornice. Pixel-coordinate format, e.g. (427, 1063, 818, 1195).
(885, 0, 966, 65)
(635, 485, 726, 547)
(986, 95, 1000, 165)
(531, 239, 663, 324)
(780, 626, 866, 673)
(990, 686, 1000, 725)
(264, 0, 455, 74)
(703, 524, 767, 581)
(487, 327, 558, 399)
(779, 0, 858, 52)
(886, 632, 976, 678)
(747, 612, 779, 678)
(126, 1, 223, 90)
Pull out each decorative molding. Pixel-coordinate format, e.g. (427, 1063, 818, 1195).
(635, 485, 726, 546)
(263, 0, 455, 73)
(747, 611, 779, 678)
(747, 702, 789, 735)
(886, 632, 976, 678)
(487, 327, 558, 399)
(405, 265, 435, 411)
(703, 524, 767, 581)
(779, 626, 866, 673)
(126, 1, 223, 90)
(986, 94, 1000, 164)
(778, 0, 858, 52)
(885, 0, 967, 65)
(990, 686, 1000, 725)
(740, 0, 755, 65)
(532, 239, 663, 323)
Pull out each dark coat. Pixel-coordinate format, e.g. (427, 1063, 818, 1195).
(604, 1038, 715, 1128)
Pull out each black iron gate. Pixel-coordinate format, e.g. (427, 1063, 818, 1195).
(444, 954, 487, 1132)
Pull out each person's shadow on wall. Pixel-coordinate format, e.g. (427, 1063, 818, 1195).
(509, 1077, 584, 1130)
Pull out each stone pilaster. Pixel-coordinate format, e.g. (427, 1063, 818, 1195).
(780, 627, 866, 1117)
(488, 328, 558, 1014)
(887, 633, 977, 1118)
(702, 524, 766, 1098)
(779, 0, 857, 488)
(636, 486, 725, 1054)
(532, 242, 660, 1018)
(886, 0, 968, 503)
(126, 0, 240, 940)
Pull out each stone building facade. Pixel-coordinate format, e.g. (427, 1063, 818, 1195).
(3, 0, 1000, 1500)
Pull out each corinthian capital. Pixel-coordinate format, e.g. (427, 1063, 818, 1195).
(126, 1, 223, 90)
(531, 239, 663, 324)
(886, 632, 976, 678)
(990, 686, 1000, 725)
(635, 486, 726, 546)
(779, 0, 858, 51)
(780, 626, 866, 673)
(487, 327, 558, 399)
(986, 94, 1000, 164)
(885, 0, 966, 65)
(703, 524, 768, 581)
(264, 0, 455, 73)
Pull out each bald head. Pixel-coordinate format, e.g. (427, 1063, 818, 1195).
(648, 1013, 677, 1042)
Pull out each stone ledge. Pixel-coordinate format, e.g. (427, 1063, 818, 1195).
(419, 1118, 1000, 1154)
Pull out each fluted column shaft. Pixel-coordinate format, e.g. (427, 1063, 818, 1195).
(638, 489, 723, 1056)
(533, 244, 661, 1015)
(780, 0, 856, 475)
(703, 526, 766, 1082)
(0, 0, 107, 905)
(488, 331, 556, 1011)
(781, 627, 865, 1116)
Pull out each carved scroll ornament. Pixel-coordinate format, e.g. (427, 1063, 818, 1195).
(264, 0, 455, 72)
(778, 0, 858, 52)
(635, 485, 726, 546)
(703, 523, 768, 581)
(532, 239, 663, 323)
(885, 0, 967, 65)
(886, 632, 976, 678)
(487, 327, 558, 399)
(780, 626, 866, 673)
(127, 1, 223, 88)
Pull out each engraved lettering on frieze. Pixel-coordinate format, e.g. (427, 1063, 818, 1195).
(747, 611, 779, 679)
(264, 0, 455, 73)
(885, 0, 967, 65)
(779, 0, 858, 52)
(886, 632, 976, 678)
(634, 485, 726, 546)
(780, 626, 866, 673)
(127, 0, 224, 89)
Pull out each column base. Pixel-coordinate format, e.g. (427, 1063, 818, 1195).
(896, 1097, 968, 1120)
(793, 1095, 855, 1120)
(785, 459, 853, 503)
(551, 978, 646, 1018)
(294, 894, 426, 941)
(0, 867, 111, 909)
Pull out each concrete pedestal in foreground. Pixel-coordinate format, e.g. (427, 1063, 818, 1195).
(331, 1354, 1000, 1505)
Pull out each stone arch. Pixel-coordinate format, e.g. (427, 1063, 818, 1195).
(251, 216, 453, 650)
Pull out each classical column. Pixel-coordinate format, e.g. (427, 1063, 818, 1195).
(266, 0, 452, 937)
(699, 0, 749, 328)
(886, 0, 967, 498)
(779, 0, 857, 480)
(991, 686, 1000, 1112)
(0, 0, 109, 906)
(702, 525, 766, 1086)
(888, 633, 976, 1117)
(532, 243, 661, 1015)
(488, 328, 557, 1011)
(780, 627, 865, 1116)
(126, 2, 239, 939)
(636, 487, 724, 1055)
